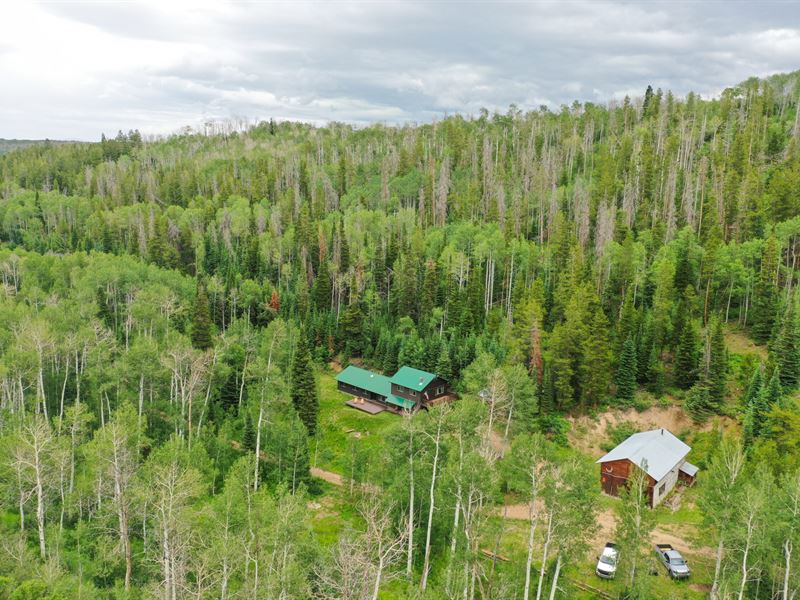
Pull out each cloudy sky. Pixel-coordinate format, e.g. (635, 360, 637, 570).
(1, 1, 799, 140)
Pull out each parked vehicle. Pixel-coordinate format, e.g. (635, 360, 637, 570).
(595, 543, 618, 579)
(654, 543, 690, 578)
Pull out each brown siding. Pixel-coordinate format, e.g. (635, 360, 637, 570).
(337, 381, 385, 403)
(391, 377, 449, 404)
(600, 459, 631, 497)
(600, 459, 657, 506)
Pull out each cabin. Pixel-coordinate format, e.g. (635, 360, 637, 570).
(336, 365, 450, 414)
(596, 428, 698, 507)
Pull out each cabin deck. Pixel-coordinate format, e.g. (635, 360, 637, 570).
(345, 398, 386, 414)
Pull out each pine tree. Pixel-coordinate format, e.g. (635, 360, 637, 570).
(743, 366, 765, 447)
(581, 302, 613, 406)
(338, 300, 365, 357)
(673, 242, 693, 297)
(177, 227, 196, 275)
(191, 280, 213, 350)
(382, 337, 399, 374)
(616, 291, 637, 355)
(149, 217, 179, 269)
(751, 236, 779, 343)
(774, 300, 800, 390)
(674, 320, 699, 389)
(706, 317, 728, 409)
(290, 335, 319, 436)
(418, 260, 439, 330)
(435, 341, 453, 382)
(616, 337, 638, 402)
(242, 411, 256, 452)
(246, 235, 260, 279)
(685, 381, 713, 421)
(311, 262, 332, 312)
(338, 219, 350, 273)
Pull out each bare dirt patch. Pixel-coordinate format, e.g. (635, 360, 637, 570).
(568, 405, 725, 458)
(311, 467, 344, 486)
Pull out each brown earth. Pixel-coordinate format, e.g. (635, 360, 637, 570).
(567, 405, 729, 458)
(311, 466, 344, 486)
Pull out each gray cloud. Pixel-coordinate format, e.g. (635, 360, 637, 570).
(1, 1, 799, 140)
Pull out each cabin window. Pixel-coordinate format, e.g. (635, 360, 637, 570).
(411, 390, 416, 396)
(659, 483, 666, 496)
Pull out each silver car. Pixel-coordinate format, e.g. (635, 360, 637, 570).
(596, 543, 618, 579)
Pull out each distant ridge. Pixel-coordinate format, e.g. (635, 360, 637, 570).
(0, 138, 71, 156)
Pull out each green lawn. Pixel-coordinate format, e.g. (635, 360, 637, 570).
(312, 370, 399, 473)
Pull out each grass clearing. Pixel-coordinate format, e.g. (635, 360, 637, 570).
(312, 370, 399, 473)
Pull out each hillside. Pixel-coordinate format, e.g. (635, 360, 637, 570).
(0, 138, 65, 155)
(0, 70, 799, 599)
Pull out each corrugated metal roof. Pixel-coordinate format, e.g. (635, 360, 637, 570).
(679, 461, 698, 477)
(336, 365, 392, 397)
(596, 428, 691, 482)
(390, 366, 436, 390)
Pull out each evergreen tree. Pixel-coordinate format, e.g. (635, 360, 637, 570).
(673, 242, 693, 297)
(751, 236, 780, 343)
(743, 366, 766, 447)
(191, 280, 213, 350)
(242, 411, 256, 452)
(311, 262, 332, 312)
(290, 335, 319, 436)
(616, 337, 638, 402)
(246, 234, 260, 279)
(763, 367, 784, 409)
(338, 300, 366, 357)
(338, 219, 350, 273)
(435, 341, 454, 382)
(149, 217, 179, 269)
(706, 317, 728, 409)
(581, 302, 613, 406)
(674, 320, 699, 389)
(382, 336, 399, 374)
(177, 227, 196, 275)
(774, 300, 800, 390)
(418, 259, 439, 329)
(685, 381, 713, 421)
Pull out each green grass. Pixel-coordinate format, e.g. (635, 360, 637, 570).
(312, 371, 399, 473)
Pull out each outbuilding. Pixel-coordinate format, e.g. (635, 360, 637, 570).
(596, 428, 697, 507)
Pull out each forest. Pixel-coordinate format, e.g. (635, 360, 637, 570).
(0, 71, 799, 600)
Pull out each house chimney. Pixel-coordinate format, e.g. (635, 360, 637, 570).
(661, 428, 664, 435)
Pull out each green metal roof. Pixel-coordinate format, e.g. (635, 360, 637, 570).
(390, 366, 437, 390)
(336, 365, 392, 397)
(337, 365, 420, 410)
(385, 394, 416, 410)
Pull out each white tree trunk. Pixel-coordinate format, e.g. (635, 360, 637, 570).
(536, 513, 554, 600)
(547, 554, 562, 600)
(420, 418, 442, 592)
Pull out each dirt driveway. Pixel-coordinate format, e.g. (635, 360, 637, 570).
(496, 502, 714, 559)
